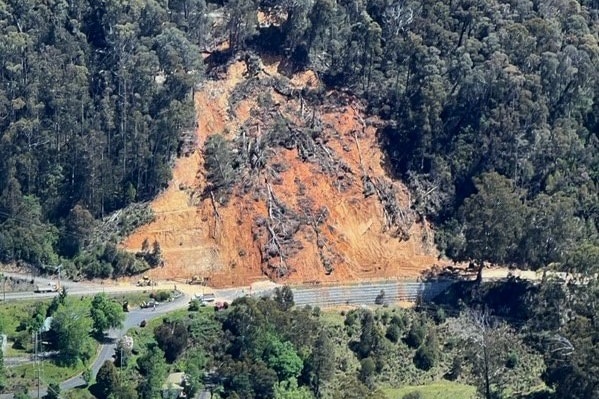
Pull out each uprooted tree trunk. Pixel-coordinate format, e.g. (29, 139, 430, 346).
(267, 114, 355, 191)
(254, 183, 303, 279)
(299, 197, 334, 275)
(363, 176, 414, 240)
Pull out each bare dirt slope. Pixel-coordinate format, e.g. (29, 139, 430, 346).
(122, 58, 438, 287)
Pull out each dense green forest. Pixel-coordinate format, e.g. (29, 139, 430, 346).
(253, 0, 599, 274)
(0, 0, 204, 274)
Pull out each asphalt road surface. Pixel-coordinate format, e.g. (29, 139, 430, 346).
(61, 291, 192, 391)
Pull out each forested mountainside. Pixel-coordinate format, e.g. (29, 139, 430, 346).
(273, 0, 599, 274)
(0, 0, 597, 284)
(0, 0, 205, 273)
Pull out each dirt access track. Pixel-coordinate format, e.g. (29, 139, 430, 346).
(122, 57, 438, 288)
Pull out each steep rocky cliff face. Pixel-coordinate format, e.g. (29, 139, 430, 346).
(122, 57, 437, 287)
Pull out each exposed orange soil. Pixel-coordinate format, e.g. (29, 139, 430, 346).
(122, 59, 438, 288)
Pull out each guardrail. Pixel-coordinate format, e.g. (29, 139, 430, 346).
(292, 279, 454, 307)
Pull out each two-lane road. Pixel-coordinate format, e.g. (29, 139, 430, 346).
(61, 292, 192, 390)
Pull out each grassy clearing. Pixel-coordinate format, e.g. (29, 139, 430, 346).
(0, 300, 40, 337)
(107, 291, 156, 308)
(63, 388, 96, 399)
(382, 382, 476, 399)
(319, 309, 346, 326)
(7, 360, 87, 388)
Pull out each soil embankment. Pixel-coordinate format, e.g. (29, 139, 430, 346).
(122, 58, 437, 287)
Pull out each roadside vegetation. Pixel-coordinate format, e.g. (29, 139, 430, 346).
(1, 284, 592, 399)
(30, 287, 547, 399)
(0, 290, 133, 394)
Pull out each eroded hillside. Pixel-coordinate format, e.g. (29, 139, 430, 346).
(122, 58, 437, 287)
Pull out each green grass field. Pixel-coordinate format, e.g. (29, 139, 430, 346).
(0, 299, 40, 337)
(383, 381, 476, 399)
(7, 359, 89, 388)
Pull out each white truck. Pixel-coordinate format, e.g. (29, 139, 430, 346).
(34, 283, 59, 293)
(194, 292, 216, 304)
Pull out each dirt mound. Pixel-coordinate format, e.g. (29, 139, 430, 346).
(122, 58, 438, 287)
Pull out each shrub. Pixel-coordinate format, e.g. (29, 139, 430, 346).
(506, 352, 519, 369)
(188, 299, 201, 311)
(386, 323, 401, 343)
(414, 331, 439, 371)
(433, 307, 446, 324)
(380, 311, 390, 325)
(344, 310, 359, 327)
(390, 313, 408, 330)
(13, 331, 31, 350)
(359, 357, 376, 386)
(405, 322, 426, 349)
(152, 290, 171, 302)
(413, 345, 436, 370)
(445, 356, 463, 381)
(375, 290, 385, 305)
(403, 392, 423, 399)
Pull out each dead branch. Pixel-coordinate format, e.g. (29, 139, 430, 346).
(353, 129, 366, 176)
(371, 178, 414, 240)
(266, 183, 288, 272)
(210, 191, 221, 220)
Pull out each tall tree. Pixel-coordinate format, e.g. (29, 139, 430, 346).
(226, 0, 259, 50)
(203, 134, 237, 204)
(264, 339, 303, 380)
(96, 360, 119, 399)
(50, 300, 94, 366)
(90, 293, 125, 336)
(306, 330, 335, 398)
(455, 173, 528, 278)
(154, 320, 189, 362)
(137, 345, 168, 399)
(274, 285, 295, 311)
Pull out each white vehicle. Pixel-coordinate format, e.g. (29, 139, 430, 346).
(194, 292, 216, 304)
(34, 283, 59, 293)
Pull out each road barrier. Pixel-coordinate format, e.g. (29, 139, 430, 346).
(292, 279, 454, 307)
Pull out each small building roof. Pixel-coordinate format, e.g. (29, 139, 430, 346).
(162, 372, 186, 391)
(41, 317, 53, 333)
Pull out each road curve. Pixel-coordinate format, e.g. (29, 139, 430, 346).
(0, 293, 192, 399)
(0, 278, 278, 398)
(61, 292, 192, 390)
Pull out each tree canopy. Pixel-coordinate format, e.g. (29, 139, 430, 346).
(0, 0, 202, 277)
(50, 299, 94, 366)
(90, 293, 125, 335)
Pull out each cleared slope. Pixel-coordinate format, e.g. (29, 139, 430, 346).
(122, 58, 437, 287)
